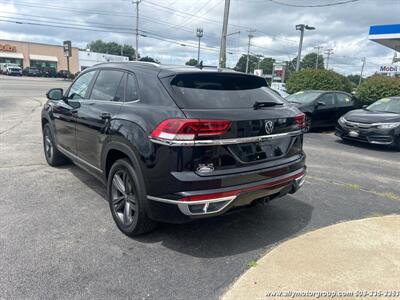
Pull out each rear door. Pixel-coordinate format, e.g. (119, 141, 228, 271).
(74, 69, 125, 169)
(160, 72, 304, 172)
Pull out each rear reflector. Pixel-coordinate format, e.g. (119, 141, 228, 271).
(294, 113, 305, 129)
(150, 119, 231, 141)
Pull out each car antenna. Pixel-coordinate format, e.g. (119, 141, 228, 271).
(196, 60, 203, 70)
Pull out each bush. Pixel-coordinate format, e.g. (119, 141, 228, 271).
(356, 75, 400, 104)
(286, 69, 352, 94)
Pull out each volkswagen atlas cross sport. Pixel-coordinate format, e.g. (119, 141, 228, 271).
(41, 62, 307, 236)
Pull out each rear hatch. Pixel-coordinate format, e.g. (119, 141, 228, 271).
(158, 71, 304, 173)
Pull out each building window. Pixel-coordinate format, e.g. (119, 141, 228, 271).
(0, 58, 23, 67)
(30, 60, 57, 72)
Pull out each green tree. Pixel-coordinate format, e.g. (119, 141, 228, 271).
(139, 56, 160, 63)
(356, 75, 400, 104)
(301, 52, 324, 69)
(87, 40, 136, 60)
(185, 58, 198, 66)
(234, 54, 259, 73)
(258, 57, 275, 75)
(347, 74, 362, 87)
(286, 69, 352, 94)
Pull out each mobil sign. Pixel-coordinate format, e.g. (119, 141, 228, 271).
(378, 64, 399, 74)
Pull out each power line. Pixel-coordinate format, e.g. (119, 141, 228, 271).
(267, 0, 361, 8)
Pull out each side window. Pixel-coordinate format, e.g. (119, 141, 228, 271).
(125, 73, 139, 102)
(318, 93, 335, 106)
(90, 70, 124, 101)
(336, 93, 353, 106)
(68, 71, 95, 100)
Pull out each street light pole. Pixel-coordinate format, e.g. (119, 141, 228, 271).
(196, 28, 203, 63)
(219, 0, 231, 68)
(295, 24, 315, 71)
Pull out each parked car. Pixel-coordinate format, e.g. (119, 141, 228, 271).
(4, 65, 22, 76)
(41, 62, 307, 235)
(41, 68, 57, 78)
(286, 90, 361, 132)
(336, 97, 400, 150)
(57, 70, 69, 78)
(23, 67, 41, 77)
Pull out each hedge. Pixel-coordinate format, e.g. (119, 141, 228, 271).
(286, 69, 352, 94)
(356, 75, 400, 104)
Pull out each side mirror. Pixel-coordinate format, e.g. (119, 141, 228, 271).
(362, 104, 368, 109)
(316, 101, 326, 107)
(46, 88, 64, 101)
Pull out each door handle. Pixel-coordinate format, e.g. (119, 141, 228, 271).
(101, 112, 112, 120)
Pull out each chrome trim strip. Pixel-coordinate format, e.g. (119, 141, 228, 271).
(147, 195, 236, 216)
(147, 196, 180, 204)
(57, 145, 103, 173)
(177, 196, 236, 216)
(149, 130, 302, 147)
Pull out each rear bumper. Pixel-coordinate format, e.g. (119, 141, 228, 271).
(147, 167, 306, 223)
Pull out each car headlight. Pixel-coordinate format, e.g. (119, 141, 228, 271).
(338, 116, 346, 124)
(376, 122, 400, 129)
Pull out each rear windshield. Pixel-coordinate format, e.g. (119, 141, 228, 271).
(167, 73, 285, 109)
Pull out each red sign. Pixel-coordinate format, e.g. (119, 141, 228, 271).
(0, 44, 17, 52)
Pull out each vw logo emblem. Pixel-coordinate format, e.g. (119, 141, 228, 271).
(265, 121, 274, 134)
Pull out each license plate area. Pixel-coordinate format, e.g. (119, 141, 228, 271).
(348, 131, 359, 137)
(228, 137, 292, 163)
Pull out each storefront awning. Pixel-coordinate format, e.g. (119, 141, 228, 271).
(29, 54, 58, 62)
(369, 24, 400, 51)
(0, 52, 24, 59)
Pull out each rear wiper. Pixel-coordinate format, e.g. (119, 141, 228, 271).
(253, 101, 283, 109)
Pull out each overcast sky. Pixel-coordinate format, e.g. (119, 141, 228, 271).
(0, 0, 399, 75)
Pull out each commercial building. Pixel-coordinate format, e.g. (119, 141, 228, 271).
(0, 39, 130, 74)
(78, 50, 129, 71)
(0, 39, 79, 73)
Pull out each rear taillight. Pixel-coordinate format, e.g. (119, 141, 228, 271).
(150, 119, 231, 141)
(294, 113, 305, 129)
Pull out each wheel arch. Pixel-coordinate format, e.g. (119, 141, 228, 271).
(102, 141, 143, 181)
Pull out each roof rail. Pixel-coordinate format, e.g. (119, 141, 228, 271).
(129, 61, 160, 67)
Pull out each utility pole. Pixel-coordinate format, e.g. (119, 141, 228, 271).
(196, 28, 203, 63)
(359, 57, 366, 86)
(324, 48, 334, 69)
(295, 24, 315, 71)
(133, 0, 141, 61)
(219, 0, 230, 68)
(314, 46, 323, 69)
(245, 29, 256, 74)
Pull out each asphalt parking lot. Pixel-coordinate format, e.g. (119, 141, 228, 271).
(1, 76, 399, 299)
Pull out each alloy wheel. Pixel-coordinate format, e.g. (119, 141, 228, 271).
(111, 168, 137, 226)
(44, 128, 54, 160)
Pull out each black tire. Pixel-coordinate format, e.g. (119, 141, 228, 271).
(107, 158, 157, 236)
(303, 115, 312, 133)
(43, 123, 69, 166)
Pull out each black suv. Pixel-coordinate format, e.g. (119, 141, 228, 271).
(41, 62, 306, 235)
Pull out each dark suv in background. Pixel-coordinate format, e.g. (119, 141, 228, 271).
(42, 62, 306, 235)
